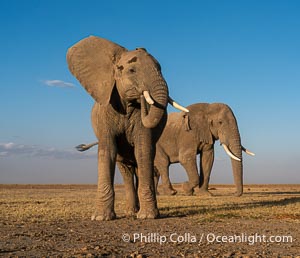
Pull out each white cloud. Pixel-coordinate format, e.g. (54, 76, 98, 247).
(3, 142, 14, 149)
(0, 142, 96, 160)
(42, 80, 76, 88)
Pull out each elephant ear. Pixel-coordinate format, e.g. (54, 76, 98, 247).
(185, 104, 214, 145)
(196, 113, 214, 145)
(67, 36, 126, 105)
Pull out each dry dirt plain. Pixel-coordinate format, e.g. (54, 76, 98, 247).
(0, 184, 299, 257)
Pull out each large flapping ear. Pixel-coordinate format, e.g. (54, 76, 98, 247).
(198, 114, 214, 144)
(183, 104, 214, 144)
(67, 36, 126, 105)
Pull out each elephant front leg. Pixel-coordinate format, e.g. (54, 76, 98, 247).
(135, 130, 159, 219)
(197, 148, 214, 196)
(117, 161, 139, 216)
(91, 138, 117, 221)
(179, 151, 199, 196)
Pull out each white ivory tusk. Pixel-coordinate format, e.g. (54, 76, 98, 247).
(242, 146, 255, 156)
(168, 96, 189, 113)
(143, 91, 154, 105)
(222, 144, 241, 161)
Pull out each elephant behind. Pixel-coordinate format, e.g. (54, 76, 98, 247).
(154, 103, 254, 196)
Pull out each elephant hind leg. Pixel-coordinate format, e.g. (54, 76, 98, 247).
(159, 166, 177, 196)
(154, 157, 177, 196)
(153, 166, 160, 195)
(118, 161, 139, 216)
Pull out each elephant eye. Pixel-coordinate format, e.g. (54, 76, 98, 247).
(128, 56, 138, 63)
(117, 65, 124, 71)
(129, 68, 136, 73)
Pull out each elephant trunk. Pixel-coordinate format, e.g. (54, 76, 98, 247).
(141, 76, 168, 129)
(229, 130, 243, 196)
(231, 149, 243, 196)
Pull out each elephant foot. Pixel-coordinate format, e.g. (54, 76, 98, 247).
(161, 186, 177, 196)
(125, 206, 139, 217)
(182, 182, 194, 196)
(137, 207, 159, 219)
(194, 187, 213, 196)
(234, 191, 243, 197)
(91, 210, 116, 221)
(183, 190, 194, 196)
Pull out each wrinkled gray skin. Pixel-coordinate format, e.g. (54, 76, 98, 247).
(155, 103, 245, 197)
(67, 36, 170, 220)
(78, 102, 251, 213)
(116, 158, 140, 216)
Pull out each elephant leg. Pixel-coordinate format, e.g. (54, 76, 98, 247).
(197, 147, 214, 196)
(117, 161, 139, 216)
(179, 151, 199, 196)
(154, 151, 176, 195)
(153, 166, 160, 195)
(135, 129, 159, 219)
(91, 135, 117, 221)
(159, 165, 177, 196)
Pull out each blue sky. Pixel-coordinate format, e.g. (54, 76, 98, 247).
(0, 0, 299, 184)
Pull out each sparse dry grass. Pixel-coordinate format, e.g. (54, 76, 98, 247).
(0, 184, 299, 257)
(157, 184, 300, 222)
(1, 184, 299, 224)
(0, 186, 95, 223)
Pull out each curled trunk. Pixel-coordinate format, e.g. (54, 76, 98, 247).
(141, 76, 168, 129)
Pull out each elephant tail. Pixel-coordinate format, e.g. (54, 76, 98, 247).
(75, 142, 98, 152)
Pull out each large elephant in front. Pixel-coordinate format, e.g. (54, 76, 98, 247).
(154, 103, 254, 197)
(67, 36, 188, 220)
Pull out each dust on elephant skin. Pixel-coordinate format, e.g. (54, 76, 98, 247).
(67, 36, 188, 220)
(154, 103, 254, 197)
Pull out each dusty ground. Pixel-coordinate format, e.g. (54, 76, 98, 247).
(0, 184, 299, 257)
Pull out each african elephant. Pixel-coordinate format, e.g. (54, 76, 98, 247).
(67, 36, 188, 220)
(154, 103, 254, 197)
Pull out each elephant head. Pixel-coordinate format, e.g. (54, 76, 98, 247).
(186, 103, 254, 196)
(67, 36, 187, 128)
(204, 103, 254, 196)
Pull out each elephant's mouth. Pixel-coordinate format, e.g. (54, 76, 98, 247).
(124, 87, 140, 101)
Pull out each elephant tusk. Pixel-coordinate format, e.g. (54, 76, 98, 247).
(242, 146, 255, 156)
(222, 144, 241, 161)
(168, 96, 189, 113)
(76, 142, 98, 152)
(143, 91, 154, 105)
